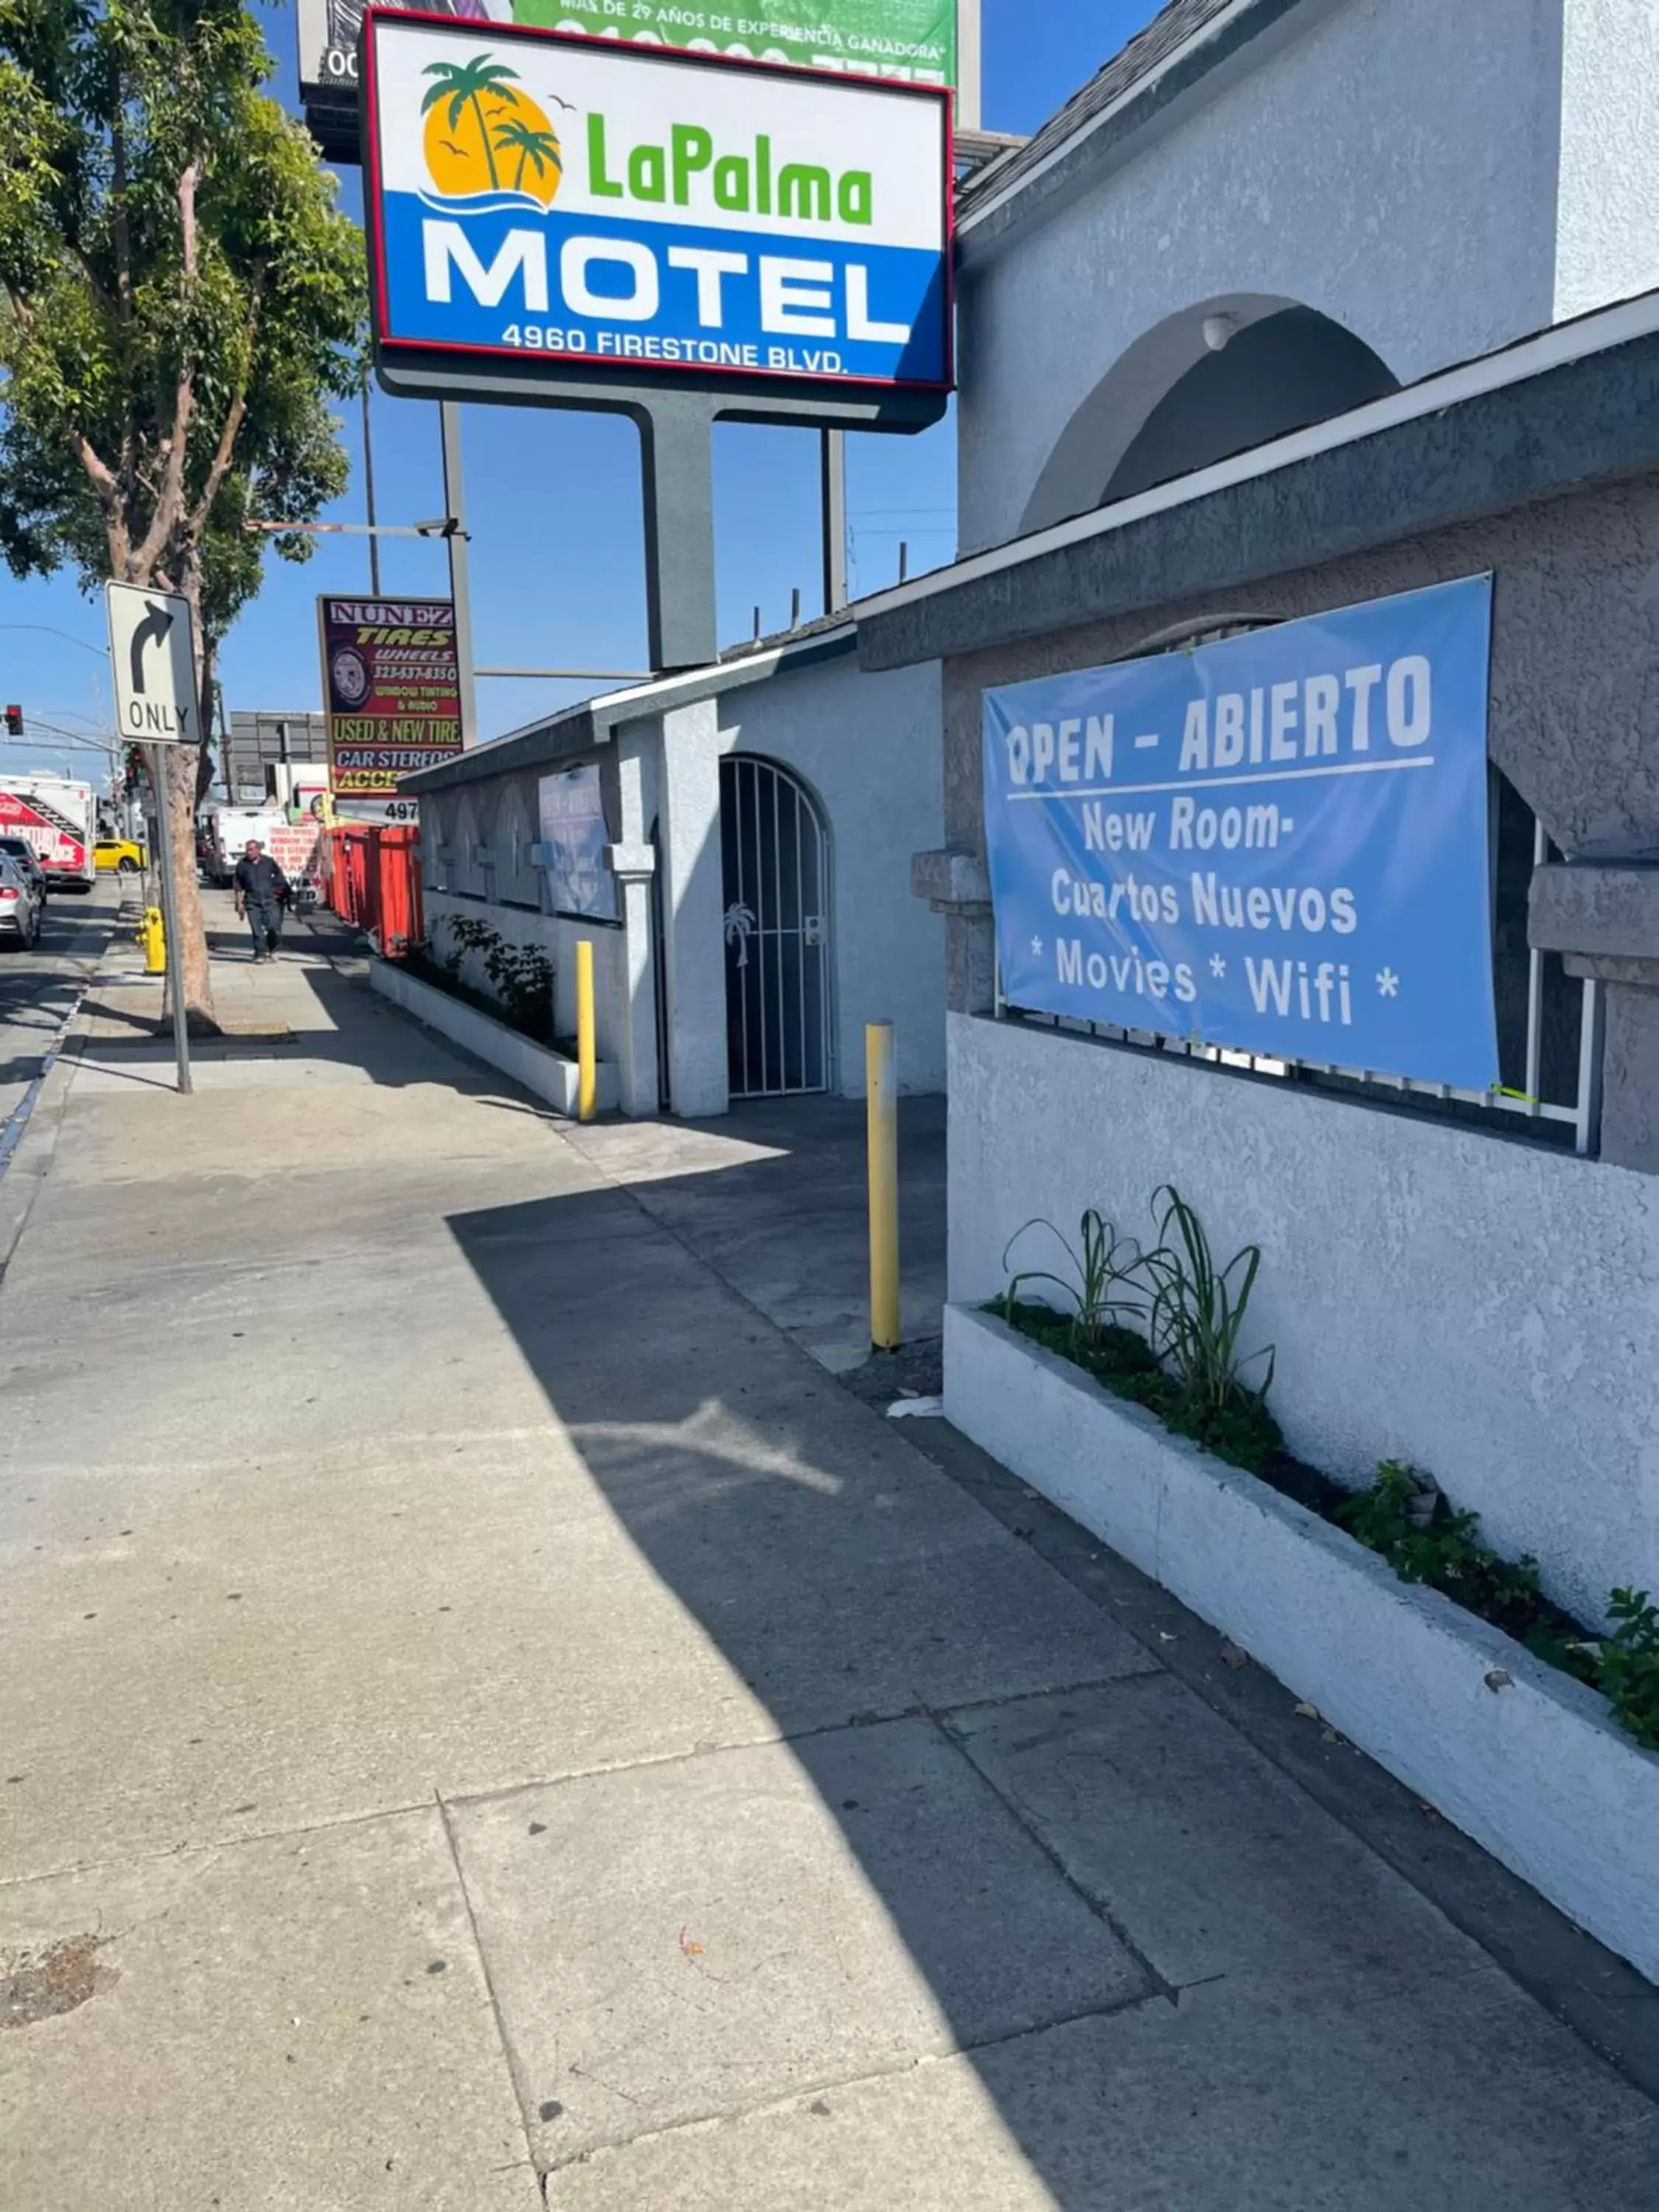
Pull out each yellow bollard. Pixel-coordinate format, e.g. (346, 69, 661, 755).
(138, 905, 166, 975)
(576, 939, 597, 1123)
(866, 1020, 901, 1351)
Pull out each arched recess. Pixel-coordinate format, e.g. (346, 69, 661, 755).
(453, 791, 486, 900)
(495, 779, 540, 908)
(1020, 294, 1400, 535)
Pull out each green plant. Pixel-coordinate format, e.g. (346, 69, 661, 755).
(1142, 1185, 1275, 1422)
(483, 937, 554, 1032)
(1338, 1461, 1549, 1641)
(1600, 1590, 1659, 1751)
(1000, 1210, 1150, 1359)
(439, 916, 554, 1040)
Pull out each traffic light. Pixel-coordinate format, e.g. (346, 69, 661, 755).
(3, 705, 21, 737)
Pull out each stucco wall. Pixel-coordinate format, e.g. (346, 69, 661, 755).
(960, 0, 1584, 551)
(936, 479, 1659, 869)
(716, 654, 946, 1096)
(1556, 0, 1659, 320)
(948, 1012, 1659, 1630)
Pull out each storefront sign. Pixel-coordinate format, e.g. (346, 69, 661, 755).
(364, 12, 951, 394)
(982, 577, 1500, 1093)
(302, 2, 957, 160)
(317, 593, 463, 800)
(538, 763, 617, 920)
(514, 3, 955, 85)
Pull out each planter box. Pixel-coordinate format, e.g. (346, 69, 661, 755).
(945, 1301, 1659, 1983)
(370, 959, 619, 1117)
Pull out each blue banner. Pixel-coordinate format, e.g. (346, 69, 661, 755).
(982, 577, 1499, 1092)
(538, 765, 616, 923)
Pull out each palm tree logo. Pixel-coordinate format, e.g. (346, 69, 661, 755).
(419, 53, 564, 209)
(422, 54, 518, 190)
(494, 114, 563, 195)
(724, 902, 757, 969)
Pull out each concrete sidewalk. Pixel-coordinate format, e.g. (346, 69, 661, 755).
(1, 909, 1654, 2210)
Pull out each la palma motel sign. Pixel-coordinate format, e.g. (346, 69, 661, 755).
(361, 8, 953, 406)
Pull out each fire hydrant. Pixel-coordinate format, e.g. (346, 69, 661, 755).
(137, 904, 166, 974)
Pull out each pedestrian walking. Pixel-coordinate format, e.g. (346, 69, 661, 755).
(233, 839, 291, 962)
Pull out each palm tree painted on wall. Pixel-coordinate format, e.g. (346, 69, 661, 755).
(420, 53, 521, 190)
(494, 115, 563, 195)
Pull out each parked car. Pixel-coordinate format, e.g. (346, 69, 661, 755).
(0, 835, 49, 900)
(0, 854, 42, 949)
(94, 835, 147, 875)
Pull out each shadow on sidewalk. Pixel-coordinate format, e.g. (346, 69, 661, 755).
(445, 1178, 1136, 2196)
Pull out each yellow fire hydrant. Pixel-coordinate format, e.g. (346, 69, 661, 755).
(137, 904, 166, 974)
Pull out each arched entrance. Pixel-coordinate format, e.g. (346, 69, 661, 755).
(1021, 295, 1400, 534)
(719, 755, 832, 1099)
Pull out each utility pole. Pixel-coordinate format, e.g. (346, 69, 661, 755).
(957, 0, 983, 130)
(821, 430, 848, 615)
(362, 383, 382, 597)
(439, 403, 480, 748)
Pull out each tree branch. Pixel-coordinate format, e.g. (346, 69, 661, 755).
(187, 263, 267, 536)
(68, 428, 131, 576)
(131, 159, 201, 580)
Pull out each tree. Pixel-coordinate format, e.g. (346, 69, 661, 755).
(494, 116, 561, 195)
(420, 54, 521, 190)
(0, 0, 366, 1026)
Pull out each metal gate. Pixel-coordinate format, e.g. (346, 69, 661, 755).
(720, 755, 831, 1098)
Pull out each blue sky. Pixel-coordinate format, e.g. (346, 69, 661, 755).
(0, 1, 1162, 776)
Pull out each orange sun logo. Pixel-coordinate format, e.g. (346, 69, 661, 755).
(420, 53, 563, 208)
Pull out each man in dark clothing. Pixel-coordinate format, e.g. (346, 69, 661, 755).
(233, 840, 291, 961)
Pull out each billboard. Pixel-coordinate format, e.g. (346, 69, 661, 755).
(981, 578, 1500, 1095)
(317, 594, 464, 804)
(302, 3, 957, 158)
(363, 11, 952, 400)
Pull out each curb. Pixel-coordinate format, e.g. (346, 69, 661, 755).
(0, 905, 131, 1274)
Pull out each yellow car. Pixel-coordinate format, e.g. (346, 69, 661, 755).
(94, 837, 147, 875)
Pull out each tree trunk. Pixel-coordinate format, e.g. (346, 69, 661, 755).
(161, 740, 217, 1033)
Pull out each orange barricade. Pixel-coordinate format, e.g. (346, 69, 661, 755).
(320, 823, 422, 956)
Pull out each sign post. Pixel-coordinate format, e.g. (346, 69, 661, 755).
(105, 578, 202, 1096)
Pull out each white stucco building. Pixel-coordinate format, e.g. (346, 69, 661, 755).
(847, 0, 1659, 1977)
(403, 628, 945, 1117)
(956, 0, 1659, 549)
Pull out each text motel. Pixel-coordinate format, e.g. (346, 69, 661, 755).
(422, 222, 913, 344)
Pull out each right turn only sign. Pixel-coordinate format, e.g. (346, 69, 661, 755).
(105, 579, 201, 745)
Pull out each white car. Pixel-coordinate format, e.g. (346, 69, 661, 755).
(0, 853, 43, 949)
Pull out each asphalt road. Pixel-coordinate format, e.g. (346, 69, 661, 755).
(0, 876, 120, 1137)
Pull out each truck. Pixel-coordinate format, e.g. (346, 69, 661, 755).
(0, 776, 97, 891)
(203, 806, 288, 885)
(204, 806, 325, 907)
